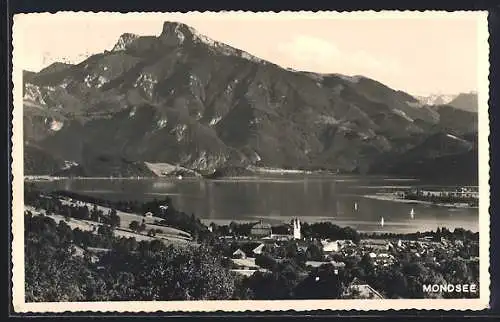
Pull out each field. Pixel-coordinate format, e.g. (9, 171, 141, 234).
(25, 202, 192, 245)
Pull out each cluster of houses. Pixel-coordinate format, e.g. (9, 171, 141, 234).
(400, 187, 479, 200)
(342, 277, 385, 299)
(219, 217, 478, 299)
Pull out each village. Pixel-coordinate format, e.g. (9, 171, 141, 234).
(208, 217, 479, 299)
(397, 187, 479, 207)
(23, 186, 480, 300)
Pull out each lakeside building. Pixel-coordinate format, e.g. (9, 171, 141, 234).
(404, 187, 479, 199)
(249, 218, 302, 240)
(250, 220, 273, 237)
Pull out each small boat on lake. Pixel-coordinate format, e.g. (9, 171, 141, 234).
(410, 208, 415, 219)
(354, 202, 358, 211)
(380, 217, 385, 227)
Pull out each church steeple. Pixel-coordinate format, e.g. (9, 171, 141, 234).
(293, 218, 301, 240)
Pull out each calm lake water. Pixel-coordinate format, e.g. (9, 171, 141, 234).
(27, 175, 479, 234)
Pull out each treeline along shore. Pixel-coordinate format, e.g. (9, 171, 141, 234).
(24, 183, 480, 302)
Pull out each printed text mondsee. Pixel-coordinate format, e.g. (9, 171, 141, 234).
(423, 284, 478, 293)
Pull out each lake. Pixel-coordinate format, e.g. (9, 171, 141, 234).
(27, 175, 479, 234)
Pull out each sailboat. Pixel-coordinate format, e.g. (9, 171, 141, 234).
(380, 217, 385, 227)
(410, 208, 415, 219)
(354, 202, 358, 211)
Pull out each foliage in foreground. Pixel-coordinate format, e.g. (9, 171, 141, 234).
(25, 214, 236, 302)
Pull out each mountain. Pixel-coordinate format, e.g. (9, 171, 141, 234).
(416, 92, 478, 113)
(369, 131, 478, 184)
(447, 92, 478, 113)
(415, 93, 457, 106)
(22, 21, 478, 182)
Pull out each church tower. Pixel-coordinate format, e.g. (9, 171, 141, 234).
(293, 218, 301, 240)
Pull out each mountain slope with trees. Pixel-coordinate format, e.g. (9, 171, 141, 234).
(22, 22, 478, 182)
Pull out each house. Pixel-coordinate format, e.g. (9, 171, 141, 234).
(231, 257, 259, 270)
(296, 241, 309, 253)
(306, 261, 330, 268)
(361, 239, 390, 251)
(323, 241, 340, 253)
(71, 246, 106, 264)
(230, 269, 259, 277)
(270, 234, 291, 241)
(87, 247, 112, 254)
(232, 248, 247, 259)
(252, 243, 266, 255)
(343, 278, 384, 299)
(323, 239, 354, 253)
(230, 267, 270, 277)
(305, 260, 346, 269)
(250, 220, 272, 237)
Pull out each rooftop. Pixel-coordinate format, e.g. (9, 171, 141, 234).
(231, 257, 259, 269)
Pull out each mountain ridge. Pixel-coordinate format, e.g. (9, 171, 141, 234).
(415, 92, 478, 113)
(22, 21, 478, 183)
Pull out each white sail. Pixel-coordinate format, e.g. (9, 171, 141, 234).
(410, 208, 415, 219)
(354, 202, 358, 211)
(380, 217, 385, 227)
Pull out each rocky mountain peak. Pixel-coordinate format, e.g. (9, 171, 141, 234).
(159, 21, 196, 46)
(112, 33, 140, 52)
(22, 21, 478, 182)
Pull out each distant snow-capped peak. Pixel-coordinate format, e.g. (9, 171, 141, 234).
(415, 93, 458, 106)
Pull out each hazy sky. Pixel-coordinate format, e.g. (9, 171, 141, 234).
(14, 12, 487, 96)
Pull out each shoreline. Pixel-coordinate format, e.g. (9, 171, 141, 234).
(25, 189, 479, 239)
(199, 218, 479, 235)
(23, 173, 415, 181)
(363, 193, 478, 209)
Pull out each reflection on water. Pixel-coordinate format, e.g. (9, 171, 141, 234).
(28, 175, 479, 233)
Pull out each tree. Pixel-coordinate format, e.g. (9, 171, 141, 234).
(129, 245, 236, 300)
(90, 206, 100, 222)
(255, 254, 277, 271)
(306, 243, 324, 261)
(56, 220, 73, 246)
(129, 221, 140, 232)
(285, 241, 298, 259)
(294, 265, 343, 299)
(359, 253, 375, 277)
(109, 209, 120, 228)
(97, 225, 113, 241)
(25, 216, 96, 302)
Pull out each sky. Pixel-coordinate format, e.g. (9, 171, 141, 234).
(14, 11, 487, 96)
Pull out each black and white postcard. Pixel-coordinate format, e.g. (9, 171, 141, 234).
(11, 11, 490, 312)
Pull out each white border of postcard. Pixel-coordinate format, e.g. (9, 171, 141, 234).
(11, 10, 491, 312)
